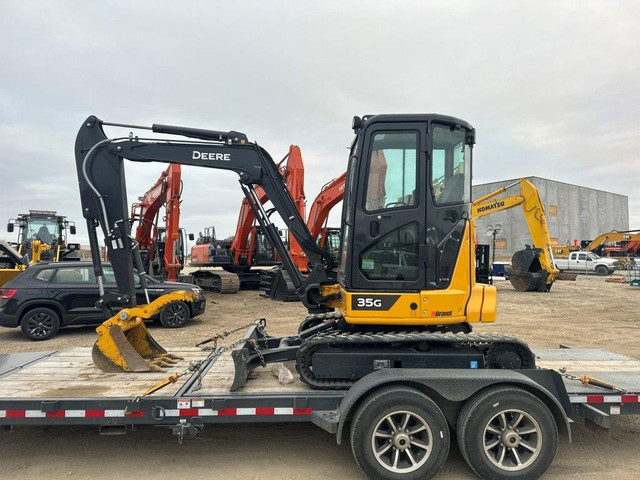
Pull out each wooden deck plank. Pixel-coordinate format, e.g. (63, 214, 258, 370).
(537, 360, 640, 372)
(0, 347, 211, 399)
(197, 352, 311, 394)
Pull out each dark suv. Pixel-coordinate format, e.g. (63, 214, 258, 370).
(0, 262, 206, 340)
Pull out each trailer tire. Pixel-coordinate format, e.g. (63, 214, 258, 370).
(456, 387, 557, 480)
(20, 307, 60, 341)
(595, 265, 608, 276)
(350, 386, 449, 480)
(159, 301, 190, 328)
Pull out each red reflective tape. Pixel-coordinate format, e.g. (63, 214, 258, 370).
(586, 395, 605, 403)
(217, 408, 237, 416)
(6, 410, 25, 418)
(179, 409, 199, 417)
(124, 411, 145, 418)
(45, 410, 65, 418)
(85, 410, 105, 418)
(255, 408, 275, 416)
(293, 408, 313, 416)
(622, 395, 639, 403)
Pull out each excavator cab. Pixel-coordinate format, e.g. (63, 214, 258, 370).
(335, 115, 488, 327)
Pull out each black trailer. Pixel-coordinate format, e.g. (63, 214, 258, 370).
(2, 323, 640, 480)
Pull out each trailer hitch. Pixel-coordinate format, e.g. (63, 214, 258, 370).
(156, 417, 205, 444)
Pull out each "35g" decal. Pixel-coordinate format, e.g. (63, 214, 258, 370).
(351, 295, 400, 311)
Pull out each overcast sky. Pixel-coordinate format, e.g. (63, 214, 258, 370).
(1, 1, 639, 250)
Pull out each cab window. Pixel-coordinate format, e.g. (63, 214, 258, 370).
(364, 132, 418, 213)
(431, 126, 471, 205)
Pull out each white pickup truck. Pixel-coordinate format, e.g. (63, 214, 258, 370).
(554, 251, 619, 276)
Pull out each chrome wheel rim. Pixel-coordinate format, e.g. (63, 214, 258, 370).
(25, 312, 56, 338)
(483, 409, 542, 471)
(371, 410, 433, 473)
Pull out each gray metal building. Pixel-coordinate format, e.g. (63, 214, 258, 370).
(472, 176, 629, 255)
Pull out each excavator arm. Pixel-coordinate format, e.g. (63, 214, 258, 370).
(472, 178, 559, 291)
(131, 164, 183, 281)
(163, 164, 183, 281)
(75, 117, 331, 311)
(75, 116, 333, 373)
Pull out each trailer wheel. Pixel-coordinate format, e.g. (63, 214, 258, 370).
(456, 387, 557, 480)
(350, 387, 449, 480)
(159, 301, 190, 328)
(20, 307, 60, 341)
(595, 265, 608, 276)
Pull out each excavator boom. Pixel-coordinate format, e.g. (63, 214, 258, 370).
(307, 172, 346, 242)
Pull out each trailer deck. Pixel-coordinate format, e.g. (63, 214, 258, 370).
(1, 343, 639, 425)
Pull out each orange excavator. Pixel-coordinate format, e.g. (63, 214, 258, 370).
(189, 145, 306, 293)
(130, 164, 187, 282)
(305, 172, 346, 267)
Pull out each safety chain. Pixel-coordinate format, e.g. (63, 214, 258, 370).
(196, 318, 268, 350)
(557, 367, 581, 382)
(189, 319, 268, 392)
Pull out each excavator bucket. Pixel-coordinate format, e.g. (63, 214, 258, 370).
(91, 291, 198, 372)
(505, 246, 550, 292)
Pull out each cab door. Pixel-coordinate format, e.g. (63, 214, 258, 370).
(349, 124, 426, 292)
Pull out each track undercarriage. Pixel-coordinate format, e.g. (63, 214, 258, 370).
(229, 315, 536, 391)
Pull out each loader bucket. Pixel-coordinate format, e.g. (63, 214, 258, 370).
(92, 315, 180, 373)
(505, 246, 550, 292)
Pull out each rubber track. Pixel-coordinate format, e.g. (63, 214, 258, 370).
(296, 323, 536, 390)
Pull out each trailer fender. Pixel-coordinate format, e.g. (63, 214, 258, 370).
(335, 368, 571, 445)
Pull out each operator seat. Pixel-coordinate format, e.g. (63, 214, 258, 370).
(36, 225, 53, 244)
(438, 174, 465, 204)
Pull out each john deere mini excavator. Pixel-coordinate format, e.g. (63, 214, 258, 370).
(75, 114, 535, 388)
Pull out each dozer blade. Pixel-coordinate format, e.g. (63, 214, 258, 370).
(506, 246, 549, 292)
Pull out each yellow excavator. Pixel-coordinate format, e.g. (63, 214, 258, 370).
(472, 178, 559, 292)
(75, 114, 537, 388)
(553, 230, 640, 263)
